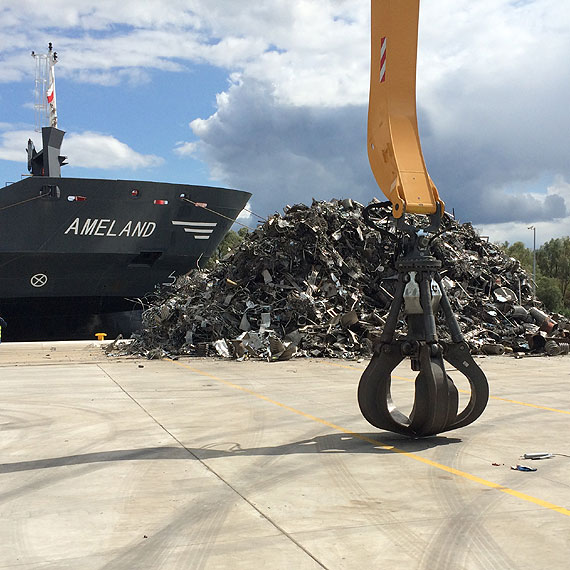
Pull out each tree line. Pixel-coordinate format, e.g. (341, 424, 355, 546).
(499, 236, 570, 315)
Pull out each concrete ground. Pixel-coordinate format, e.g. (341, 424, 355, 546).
(1, 341, 569, 569)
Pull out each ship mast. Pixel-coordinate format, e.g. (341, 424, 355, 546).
(31, 43, 58, 131)
(28, 43, 66, 177)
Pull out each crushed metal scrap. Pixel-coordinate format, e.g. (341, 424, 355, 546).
(118, 199, 570, 360)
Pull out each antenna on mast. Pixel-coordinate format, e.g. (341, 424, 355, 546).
(31, 43, 58, 132)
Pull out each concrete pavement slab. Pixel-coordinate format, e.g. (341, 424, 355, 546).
(1, 343, 569, 569)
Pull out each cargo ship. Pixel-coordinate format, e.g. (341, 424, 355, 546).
(0, 45, 251, 340)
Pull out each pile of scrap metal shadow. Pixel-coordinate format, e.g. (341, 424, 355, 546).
(112, 199, 570, 361)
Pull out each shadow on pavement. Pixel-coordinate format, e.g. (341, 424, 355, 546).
(0, 432, 461, 473)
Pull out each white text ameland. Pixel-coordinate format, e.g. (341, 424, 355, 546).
(64, 218, 157, 238)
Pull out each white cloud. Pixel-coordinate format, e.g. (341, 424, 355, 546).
(0, 126, 162, 171)
(173, 141, 198, 157)
(546, 176, 570, 203)
(478, 176, 570, 246)
(63, 131, 163, 169)
(2, 0, 568, 109)
(188, 79, 375, 214)
(0, 0, 369, 104)
(183, 0, 570, 228)
(476, 217, 570, 249)
(0, 129, 36, 163)
(236, 203, 254, 227)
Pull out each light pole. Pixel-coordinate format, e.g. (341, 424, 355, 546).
(528, 225, 536, 299)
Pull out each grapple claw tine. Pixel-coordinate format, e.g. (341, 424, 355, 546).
(409, 344, 458, 436)
(442, 341, 489, 430)
(358, 341, 467, 437)
(358, 343, 410, 435)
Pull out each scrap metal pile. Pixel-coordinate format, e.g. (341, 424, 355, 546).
(123, 199, 569, 360)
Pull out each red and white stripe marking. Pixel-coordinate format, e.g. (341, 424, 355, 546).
(379, 36, 387, 83)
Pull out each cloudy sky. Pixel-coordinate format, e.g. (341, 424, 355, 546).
(1, 0, 568, 247)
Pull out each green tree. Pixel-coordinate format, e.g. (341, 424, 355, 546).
(536, 276, 563, 312)
(206, 228, 249, 268)
(500, 241, 533, 273)
(537, 237, 570, 306)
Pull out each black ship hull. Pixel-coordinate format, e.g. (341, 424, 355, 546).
(0, 176, 251, 340)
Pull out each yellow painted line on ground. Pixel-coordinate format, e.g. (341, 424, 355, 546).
(488, 396, 570, 415)
(169, 358, 570, 518)
(324, 361, 570, 415)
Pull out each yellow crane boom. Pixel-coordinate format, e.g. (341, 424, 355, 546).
(367, 0, 444, 219)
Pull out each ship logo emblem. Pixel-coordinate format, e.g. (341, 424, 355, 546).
(172, 220, 217, 240)
(31, 273, 48, 288)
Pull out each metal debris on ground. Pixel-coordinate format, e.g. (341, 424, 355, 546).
(511, 465, 538, 472)
(116, 199, 569, 360)
(522, 453, 554, 460)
